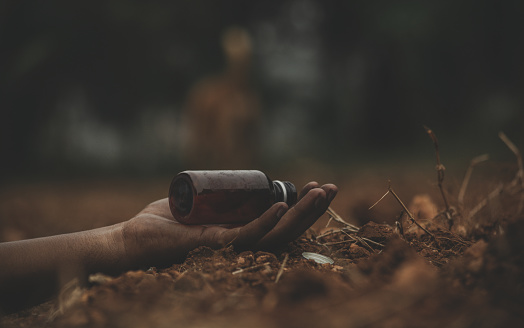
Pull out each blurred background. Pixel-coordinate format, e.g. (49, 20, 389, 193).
(1, 0, 524, 240)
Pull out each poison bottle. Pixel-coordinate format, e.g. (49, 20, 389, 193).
(168, 170, 297, 224)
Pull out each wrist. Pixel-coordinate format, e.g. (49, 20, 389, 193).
(78, 222, 128, 275)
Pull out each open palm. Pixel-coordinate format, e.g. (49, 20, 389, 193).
(122, 182, 337, 267)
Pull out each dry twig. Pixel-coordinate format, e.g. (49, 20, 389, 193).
(424, 126, 452, 224)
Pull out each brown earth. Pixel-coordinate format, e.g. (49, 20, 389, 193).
(1, 161, 524, 327)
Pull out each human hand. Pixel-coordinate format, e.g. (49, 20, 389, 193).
(121, 182, 337, 268)
(0, 182, 336, 312)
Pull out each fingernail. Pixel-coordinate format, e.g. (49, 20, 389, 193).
(277, 206, 288, 219)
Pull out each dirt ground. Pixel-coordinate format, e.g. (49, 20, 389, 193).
(1, 158, 524, 327)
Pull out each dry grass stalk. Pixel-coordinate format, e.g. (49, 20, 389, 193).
(370, 181, 437, 241)
(317, 227, 384, 249)
(326, 207, 384, 248)
(324, 216, 334, 228)
(499, 132, 524, 214)
(319, 232, 375, 251)
(361, 237, 384, 248)
(340, 229, 384, 249)
(468, 133, 524, 219)
(388, 186, 437, 241)
(326, 207, 360, 232)
(354, 236, 377, 253)
(316, 208, 385, 251)
(424, 126, 452, 223)
(468, 183, 504, 219)
(275, 253, 288, 283)
(321, 239, 354, 246)
(316, 228, 344, 239)
(368, 190, 390, 211)
(316, 226, 357, 239)
(499, 132, 523, 181)
(232, 262, 270, 275)
(458, 154, 490, 208)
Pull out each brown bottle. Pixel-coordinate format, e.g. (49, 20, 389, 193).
(168, 170, 297, 224)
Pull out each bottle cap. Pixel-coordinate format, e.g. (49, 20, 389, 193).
(273, 180, 297, 207)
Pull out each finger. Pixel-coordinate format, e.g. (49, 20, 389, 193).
(320, 184, 338, 204)
(256, 184, 338, 250)
(233, 202, 289, 249)
(255, 188, 327, 249)
(292, 184, 337, 234)
(299, 181, 320, 200)
(208, 202, 289, 250)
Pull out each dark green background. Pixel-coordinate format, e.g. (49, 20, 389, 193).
(2, 0, 523, 179)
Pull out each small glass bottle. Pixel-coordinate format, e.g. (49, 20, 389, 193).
(168, 170, 297, 224)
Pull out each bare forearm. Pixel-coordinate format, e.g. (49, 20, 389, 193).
(0, 223, 127, 312)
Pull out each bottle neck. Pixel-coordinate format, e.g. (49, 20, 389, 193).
(272, 180, 297, 207)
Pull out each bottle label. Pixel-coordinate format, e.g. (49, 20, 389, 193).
(188, 170, 270, 193)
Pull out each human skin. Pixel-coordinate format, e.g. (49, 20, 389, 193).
(0, 182, 337, 313)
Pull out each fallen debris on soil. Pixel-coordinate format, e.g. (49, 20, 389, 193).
(2, 207, 523, 327)
(2, 131, 524, 327)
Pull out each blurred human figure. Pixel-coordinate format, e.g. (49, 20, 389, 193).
(183, 27, 261, 169)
